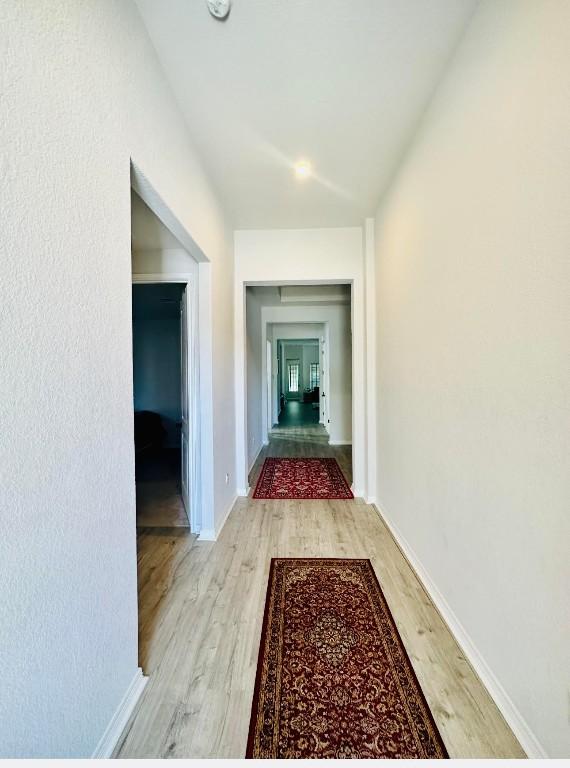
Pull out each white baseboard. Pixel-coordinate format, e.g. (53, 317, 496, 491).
(374, 502, 547, 759)
(215, 493, 237, 539)
(248, 443, 264, 473)
(199, 493, 238, 542)
(365, 495, 377, 506)
(351, 487, 364, 498)
(329, 439, 352, 446)
(237, 486, 250, 497)
(92, 668, 147, 758)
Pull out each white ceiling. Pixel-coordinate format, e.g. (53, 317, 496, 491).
(136, 0, 477, 229)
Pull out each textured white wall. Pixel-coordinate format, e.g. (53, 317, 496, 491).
(0, 1, 234, 757)
(374, 0, 570, 756)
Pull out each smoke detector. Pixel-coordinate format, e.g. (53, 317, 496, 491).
(206, 0, 231, 20)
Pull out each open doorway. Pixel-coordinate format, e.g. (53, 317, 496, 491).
(276, 338, 321, 428)
(129, 172, 219, 679)
(132, 283, 190, 528)
(244, 284, 353, 488)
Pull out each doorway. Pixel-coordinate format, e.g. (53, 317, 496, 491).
(277, 338, 321, 428)
(242, 282, 354, 492)
(132, 283, 191, 528)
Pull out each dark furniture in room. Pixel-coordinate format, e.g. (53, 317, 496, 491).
(134, 410, 166, 454)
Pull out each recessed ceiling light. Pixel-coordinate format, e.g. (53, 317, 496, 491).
(206, 0, 231, 20)
(294, 160, 312, 180)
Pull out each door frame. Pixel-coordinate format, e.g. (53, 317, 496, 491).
(266, 339, 273, 432)
(132, 274, 198, 533)
(131, 162, 217, 539)
(320, 333, 329, 430)
(236, 279, 365, 497)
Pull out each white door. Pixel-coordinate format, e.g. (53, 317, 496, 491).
(180, 287, 191, 520)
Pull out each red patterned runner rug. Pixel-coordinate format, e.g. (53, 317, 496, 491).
(252, 457, 353, 499)
(246, 558, 448, 759)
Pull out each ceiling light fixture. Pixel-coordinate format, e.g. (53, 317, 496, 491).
(294, 160, 312, 180)
(206, 0, 231, 20)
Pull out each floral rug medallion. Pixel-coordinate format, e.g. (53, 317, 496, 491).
(246, 558, 448, 759)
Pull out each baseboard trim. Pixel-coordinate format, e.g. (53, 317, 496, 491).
(199, 493, 238, 542)
(329, 439, 352, 446)
(237, 486, 250, 497)
(351, 487, 364, 498)
(374, 502, 547, 759)
(364, 495, 377, 506)
(92, 668, 147, 758)
(216, 493, 237, 539)
(248, 443, 264, 473)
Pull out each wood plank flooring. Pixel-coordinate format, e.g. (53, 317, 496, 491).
(275, 399, 320, 427)
(135, 449, 189, 528)
(115, 433, 524, 758)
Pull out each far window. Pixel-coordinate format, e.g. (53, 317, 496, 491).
(288, 362, 300, 393)
(310, 363, 320, 389)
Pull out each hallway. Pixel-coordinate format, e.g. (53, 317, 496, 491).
(115, 434, 523, 759)
(3, 0, 568, 758)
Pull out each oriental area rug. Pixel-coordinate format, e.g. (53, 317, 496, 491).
(246, 558, 448, 759)
(252, 457, 353, 500)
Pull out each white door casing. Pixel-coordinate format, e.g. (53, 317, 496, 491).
(180, 286, 190, 519)
(320, 335, 328, 428)
(266, 339, 272, 434)
(132, 274, 202, 532)
(131, 167, 216, 535)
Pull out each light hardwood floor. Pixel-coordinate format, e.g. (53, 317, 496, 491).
(115, 432, 524, 758)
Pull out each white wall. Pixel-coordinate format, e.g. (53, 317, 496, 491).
(234, 228, 366, 495)
(373, 0, 570, 757)
(1, 1, 234, 757)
